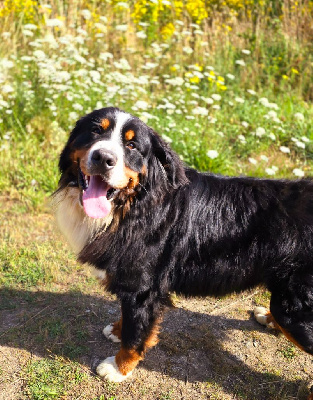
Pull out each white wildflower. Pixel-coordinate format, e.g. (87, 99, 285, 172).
(212, 105, 221, 110)
(202, 97, 214, 105)
(22, 29, 34, 37)
(241, 121, 249, 128)
(268, 102, 279, 110)
(211, 94, 221, 101)
(235, 59, 246, 67)
(81, 9, 92, 19)
(247, 89, 256, 95)
(226, 73, 235, 80)
(2, 85, 14, 94)
(265, 168, 276, 176)
(33, 50, 46, 60)
(207, 150, 219, 159)
(165, 77, 184, 86)
(238, 134, 246, 143)
(295, 141, 305, 149)
(69, 111, 79, 120)
(268, 132, 276, 141)
(90, 70, 101, 82)
(116, 2, 130, 8)
(134, 100, 149, 110)
(46, 18, 64, 28)
(235, 97, 245, 104)
(256, 127, 266, 137)
(259, 97, 269, 107)
(293, 168, 305, 177)
(267, 110, 277, 119)
(192, 106, 208, 116)
(162, 134, 173, 143)
(294, 112, 304, 121)
(136, 31, 147, 39)
(280, 146, 290, 154)
(116, 25, 128, 31)
(249, 157, 257, 165)
(73, 103, 84, 111)
(260, 155, 269, 162)
(23, 24, 38, 30)
(183, 46, 193, 54)
(99, 52, 113, 61)
(301, 136, 310, 143)
(242, 49, 251, 55)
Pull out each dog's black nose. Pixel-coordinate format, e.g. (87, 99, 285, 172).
(91, 149, 117, 169)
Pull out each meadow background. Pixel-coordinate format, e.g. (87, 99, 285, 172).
(1, 1, 313, 399)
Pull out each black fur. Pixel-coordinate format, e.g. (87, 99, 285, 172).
(58, 107, 313, 362)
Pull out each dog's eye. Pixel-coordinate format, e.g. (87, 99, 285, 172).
(126, 142, 136, 150)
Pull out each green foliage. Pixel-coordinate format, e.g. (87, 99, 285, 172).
(23, 357, 86, 400)
(0, 1, 311, 215)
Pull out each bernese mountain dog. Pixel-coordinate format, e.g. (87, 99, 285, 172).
(53, 106, 313, 383)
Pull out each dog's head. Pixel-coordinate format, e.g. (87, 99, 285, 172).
(57, 107, 188, 219)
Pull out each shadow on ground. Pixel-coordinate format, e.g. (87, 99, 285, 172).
(0, 287, 311, 399)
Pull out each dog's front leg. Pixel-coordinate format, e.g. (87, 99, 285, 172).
(97, 291, 163, 382)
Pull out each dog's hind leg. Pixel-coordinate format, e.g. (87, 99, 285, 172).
(254, 306, 281, 330)
(97, 292, 165, 382)
(268, 287, 313, 355)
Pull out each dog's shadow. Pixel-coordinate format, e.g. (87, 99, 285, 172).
(0, 287, 311, 399)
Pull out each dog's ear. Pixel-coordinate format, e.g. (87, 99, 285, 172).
(150, 130, 189, 189)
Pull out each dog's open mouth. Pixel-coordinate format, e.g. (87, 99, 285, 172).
(78, 166, 119, 219)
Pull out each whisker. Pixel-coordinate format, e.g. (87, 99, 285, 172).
(138, 182, 149, 194)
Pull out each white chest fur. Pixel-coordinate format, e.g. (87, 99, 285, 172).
(53, 187, 112, 254)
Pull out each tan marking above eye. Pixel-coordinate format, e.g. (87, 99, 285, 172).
(125, 129, 135, 141)
(101, 118, 110, 130)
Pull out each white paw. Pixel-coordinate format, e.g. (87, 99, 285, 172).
(103, 324, 121, 343)
(96, 356, 132, 382)
(254, 306, 274, 328)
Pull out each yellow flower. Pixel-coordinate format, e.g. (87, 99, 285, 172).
(190, 76, 200, 84)
(282, 75, 289, 80)
(194, 63, 203, 71)
(161, 22, 175, 39)
(291, 68, 299, 74)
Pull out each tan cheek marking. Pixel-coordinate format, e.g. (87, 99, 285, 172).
(114, 167, 140, 190)
(101, 118, 110, 130)
(71, 149, 88, 174)
(115, 348, 143, 376)
(125, 129, 135, 141)
(125, 167, 140, 189)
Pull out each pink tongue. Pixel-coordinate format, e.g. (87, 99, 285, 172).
(82, 175, 112, 219)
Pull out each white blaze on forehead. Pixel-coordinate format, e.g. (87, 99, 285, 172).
(87, 111, 131, 185)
